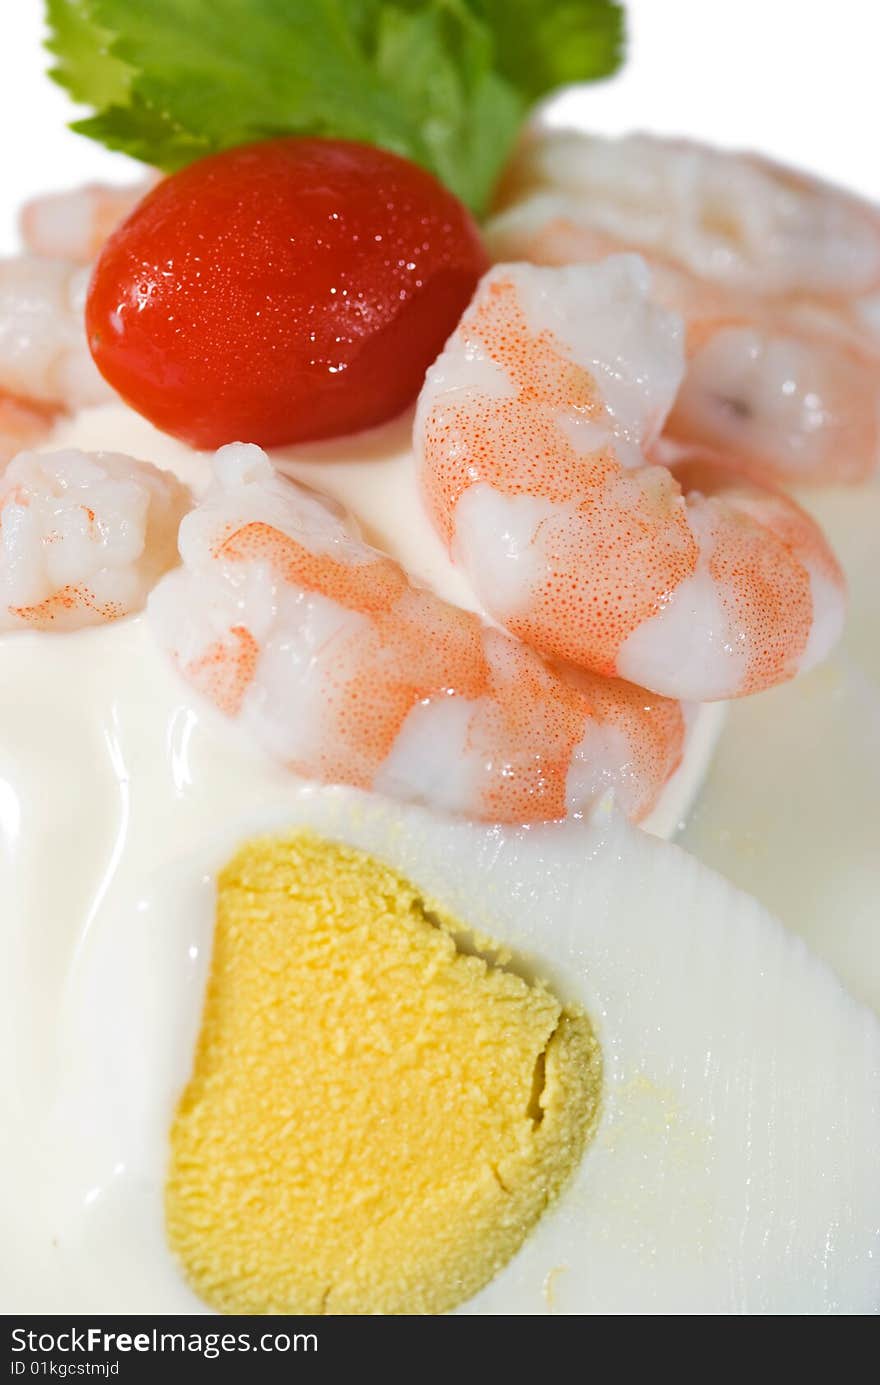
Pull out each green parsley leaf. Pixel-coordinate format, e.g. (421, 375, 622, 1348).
(45, 0, 625, 216)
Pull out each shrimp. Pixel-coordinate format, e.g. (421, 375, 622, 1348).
(414, 259, 845, 702)
(20, 179, 156, 265)
(0, 449, 190, 632)
(0, 256, 113, 413)
(494, 129, 880, 301)
(0, 180, 153, 434)
(147, 443, 685, 825)
(487, 130, 880, 484)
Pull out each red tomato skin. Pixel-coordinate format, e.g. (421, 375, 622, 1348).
(86, 139, 489, 449)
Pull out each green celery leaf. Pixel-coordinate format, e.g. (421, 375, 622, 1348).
(373, 1, 523, 212)
(471, 0, 625, 100)
(45, 0, 626, 214)
(44, 0, 132, 107)
(72, 102, 212, 171)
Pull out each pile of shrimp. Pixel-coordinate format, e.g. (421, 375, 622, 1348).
(0, 144, 865, 823)
(488, 130, 880, 484)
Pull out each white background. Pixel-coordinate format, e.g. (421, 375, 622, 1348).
(1, 0, 878, 252)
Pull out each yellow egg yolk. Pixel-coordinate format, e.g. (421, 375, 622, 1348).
(166, 832, 601, 1315)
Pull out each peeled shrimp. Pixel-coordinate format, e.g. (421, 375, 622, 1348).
(488, 130, 880, 484)
(148, 443, 685, 824)
(495, 130, 880, 299)
(20, 179, 155, 264)
(415, 259, 845, 702)
(0, 449, 189, 632)
(0, 180, 151, 435)
(0, 256, 112, 413)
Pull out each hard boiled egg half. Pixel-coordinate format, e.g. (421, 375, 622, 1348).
(1, 745, 877, 1313)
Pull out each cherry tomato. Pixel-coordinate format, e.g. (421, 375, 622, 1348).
(86, 138, 488, 449)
